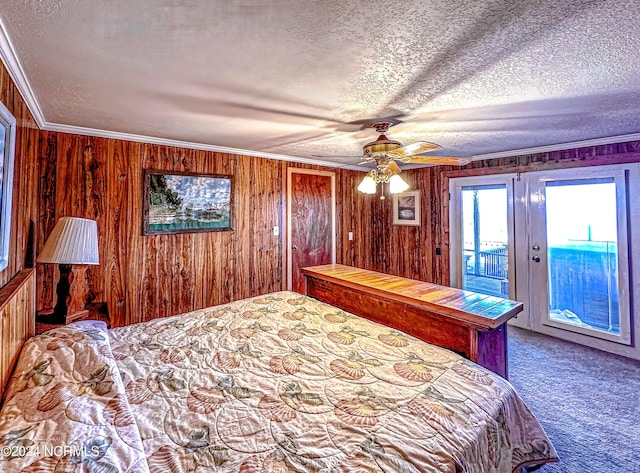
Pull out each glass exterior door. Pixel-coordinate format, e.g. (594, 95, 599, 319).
(449, 175, 515, 299)
(528, 170, 631, 344)
(461, 185, 509, 297)
(450, 165, 634, 350)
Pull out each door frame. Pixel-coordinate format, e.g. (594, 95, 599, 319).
(449, 173, 529, 329)
(449, 174, 517, 295)
(286, 168, 336, 291)
(526, 165, 634, 346)
(446, 163, 640, 360)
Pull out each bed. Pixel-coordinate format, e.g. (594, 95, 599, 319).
(0, 290, 557, 472)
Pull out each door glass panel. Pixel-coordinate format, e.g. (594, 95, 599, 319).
(461, 184, 509, 297)
(544, 178, 621, 335)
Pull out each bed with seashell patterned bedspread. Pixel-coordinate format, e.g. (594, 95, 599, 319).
(0, 291, 558, 472)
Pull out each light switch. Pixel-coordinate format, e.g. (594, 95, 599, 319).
(348, 232, 354, 241)
(273, 226, 279, 236)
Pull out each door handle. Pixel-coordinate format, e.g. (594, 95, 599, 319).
(532, 255, 541, 262)
(292, 245, 298, 251)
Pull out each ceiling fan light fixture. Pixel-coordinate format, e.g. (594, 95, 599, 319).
(389, 174, 410, 194)
(357, 173, 377, 194)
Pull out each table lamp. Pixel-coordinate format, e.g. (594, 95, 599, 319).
(36, 217, 99, 324)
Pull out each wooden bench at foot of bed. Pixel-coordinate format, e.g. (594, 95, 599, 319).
(302, 264, 523, 379)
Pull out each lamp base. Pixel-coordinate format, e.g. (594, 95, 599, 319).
(36, 308, 90, 325)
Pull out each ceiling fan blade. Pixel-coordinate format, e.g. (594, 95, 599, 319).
(388, 141, 442, 159)
(386, 160, 402, 174)
(405, 155, 473, 166)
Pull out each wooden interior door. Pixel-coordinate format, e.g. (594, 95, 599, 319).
(287, 168, 336, 293)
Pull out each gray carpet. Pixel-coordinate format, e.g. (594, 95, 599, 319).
(508, 327, 640, 472)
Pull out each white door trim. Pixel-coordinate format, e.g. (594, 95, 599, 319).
(449, 173, 527, 328)
(526, 165, 634, 347)
(449, 174, 516, 294)
(449, 163, 640, 360)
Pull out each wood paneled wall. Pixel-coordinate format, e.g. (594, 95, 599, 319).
(0, 268, 35, 401)
(37, 130, 640, 329)
(341, 141, 640, 288)
(32, 113, 640, 330)
(0, 60, 40, 288)
(0, 58, 39, 374)
(36, 132, 352, 327)
(338, 168, 439, 283)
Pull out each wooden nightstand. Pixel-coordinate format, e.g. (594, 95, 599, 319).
(36, 302, 110, 335)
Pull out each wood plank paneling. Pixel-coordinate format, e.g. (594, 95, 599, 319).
(0, 71, 39, 281)
(34, 130, 640, 328)
(336, 141, 640, 289)
(250, 156, 281, 295)
(0, 268, 35, 401)
(335, 168, 437, 283)
(0, 57, 39, 381)
(36, 132, 347, 326)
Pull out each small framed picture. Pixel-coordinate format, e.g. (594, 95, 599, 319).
(392, 190, 421, 226)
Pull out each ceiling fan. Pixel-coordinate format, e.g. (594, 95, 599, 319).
(355, 121, 472, 196)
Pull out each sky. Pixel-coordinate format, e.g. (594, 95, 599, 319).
(165, 175, 230, 209)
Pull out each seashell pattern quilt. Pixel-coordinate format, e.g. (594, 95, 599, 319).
(0, 291, 558, 472)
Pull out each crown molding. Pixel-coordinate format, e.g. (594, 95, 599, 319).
(0, 18, 46, 128)
(35, 122, 640, 172)
(471, 133, 640, 161)
(44, 122, 369, 171)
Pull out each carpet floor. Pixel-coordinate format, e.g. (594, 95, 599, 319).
(508, 327, 640, 472)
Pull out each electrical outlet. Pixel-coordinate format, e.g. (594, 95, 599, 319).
(348, 232, 354, 241)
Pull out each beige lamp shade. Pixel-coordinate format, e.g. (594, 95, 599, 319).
(37, 217, 99, 265)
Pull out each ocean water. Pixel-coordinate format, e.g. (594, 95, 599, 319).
(149, 218, 230, 232)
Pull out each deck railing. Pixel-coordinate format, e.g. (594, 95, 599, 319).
(463, 245, 508, 280)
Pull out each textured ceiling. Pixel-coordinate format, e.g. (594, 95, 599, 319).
(1, 0, 640, 168)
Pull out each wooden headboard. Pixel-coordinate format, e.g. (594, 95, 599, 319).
(0, 268, 35, 401)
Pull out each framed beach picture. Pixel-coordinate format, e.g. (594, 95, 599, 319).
(143, 170, 232, 235)
(392, 190, 421, 226)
